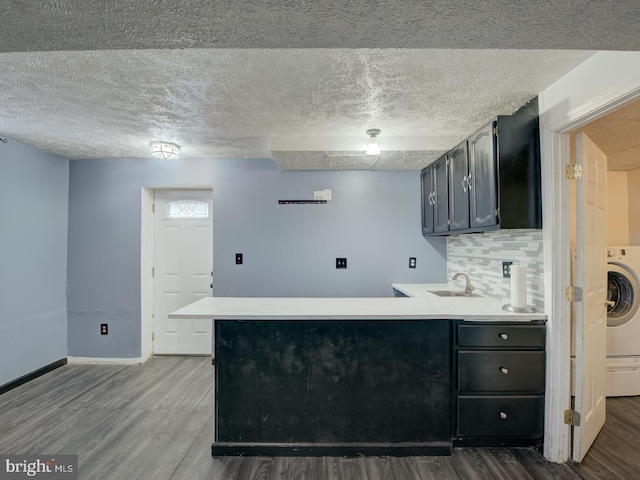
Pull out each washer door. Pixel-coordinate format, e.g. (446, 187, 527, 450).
(607, 263, 639, 327)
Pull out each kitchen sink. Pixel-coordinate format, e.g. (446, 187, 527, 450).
(428, 290, 481, 298)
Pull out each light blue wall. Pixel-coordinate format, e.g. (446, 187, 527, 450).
(67, 158, 446, 358)
(0, 139, 69, 386)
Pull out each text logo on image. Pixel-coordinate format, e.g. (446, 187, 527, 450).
(0, 456, 77, 479)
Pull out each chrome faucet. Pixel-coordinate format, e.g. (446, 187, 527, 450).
(453, 273, 476, 295)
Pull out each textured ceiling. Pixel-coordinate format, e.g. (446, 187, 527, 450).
(2, 1, 639, 51)
(2, 0, 636, 169)
(0, 49, 593, 168)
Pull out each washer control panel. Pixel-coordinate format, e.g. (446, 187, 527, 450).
(608, 247, 640, 261)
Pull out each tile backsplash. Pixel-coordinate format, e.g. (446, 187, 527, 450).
(447, 229, 544, 308)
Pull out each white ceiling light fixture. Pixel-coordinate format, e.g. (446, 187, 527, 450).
(150, 141, 180, 159)
(365, 129, 381, 156)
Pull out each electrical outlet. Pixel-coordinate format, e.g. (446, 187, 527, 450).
(502, 261, 513, 278)
(100, 324, 108, 335)
(336, 258, 347, 269)
(236, 253, 243, 265)
(409, 257, 417, 268)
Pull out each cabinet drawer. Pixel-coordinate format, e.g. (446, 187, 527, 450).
(456, 395, 544, 437)
(458, 351, 545, 392)
(457, 324, 545, 348)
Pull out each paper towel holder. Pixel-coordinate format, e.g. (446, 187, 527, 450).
(502, 304, 537, 313)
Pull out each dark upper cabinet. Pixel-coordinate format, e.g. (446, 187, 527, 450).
(421, 155, 449, 237)
(468, 122, 498, 228)
(448, 142, 470, 231)
(421, 113, 541, 237)
(495, 114, 542, 230)
(433, 155, 450, 234)
(421, 167, 434, 236)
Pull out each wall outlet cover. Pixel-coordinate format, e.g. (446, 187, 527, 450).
(100, 324, 108, 335)
(236, 253, 243, 265)
(336, 258, 347, 269)
(502, 261, 513, 278)
(409, 257, 417, 268)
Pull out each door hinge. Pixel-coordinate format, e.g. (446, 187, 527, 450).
(493, 126, 498, 136)
(566, 164, 583, 179)
(564, 409, 581, 426)
(152, 267, 155, 278)
(152, 203, 155, 213)
(447, 219, 451, 226)
(152, 332, 154, 340)
(566, 286, 583, 302)
(495, 207, 500, 218)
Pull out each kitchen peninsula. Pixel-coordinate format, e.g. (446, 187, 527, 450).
(170, 284, 547, 456)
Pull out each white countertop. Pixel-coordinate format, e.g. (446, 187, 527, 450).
(169, 283, 546, 321)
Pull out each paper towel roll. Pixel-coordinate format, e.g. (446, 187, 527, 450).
(510, 265, 528, 308)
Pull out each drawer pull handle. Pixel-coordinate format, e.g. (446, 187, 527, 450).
(499, 412, 508, 420)
(499, 367, 509, 375)
(499, 333, 509, 340)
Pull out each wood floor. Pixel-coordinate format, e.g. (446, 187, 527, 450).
(569, 395, 640, 480)
(0, 356, 631, 480)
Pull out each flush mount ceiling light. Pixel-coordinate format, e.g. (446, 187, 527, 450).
(365, 129, 381, 156)
(150, 141, 180, 159)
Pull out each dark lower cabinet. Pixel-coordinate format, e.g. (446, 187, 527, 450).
(212, 318, 546, 456)
(458, 351, 545, 391)
(214, 319, 452, 456)
(457, 395, 544, 438)
(453, 320, 546, 447)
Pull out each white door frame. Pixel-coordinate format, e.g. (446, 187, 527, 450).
(140, 186, 213, 362)
(541, 71, 640, 461)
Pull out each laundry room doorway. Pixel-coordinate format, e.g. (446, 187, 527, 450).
(566, 97, 640, 465)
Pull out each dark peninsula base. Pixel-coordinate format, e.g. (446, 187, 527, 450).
(214, 319, 452, 456)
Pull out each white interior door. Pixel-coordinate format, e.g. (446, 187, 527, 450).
(153, 190, 213, 355)
(573, 132, 607, 462)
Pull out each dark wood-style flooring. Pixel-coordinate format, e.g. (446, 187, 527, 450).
(0, 356, 634, 479)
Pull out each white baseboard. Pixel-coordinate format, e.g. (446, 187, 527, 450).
(67, 356, 144, 365)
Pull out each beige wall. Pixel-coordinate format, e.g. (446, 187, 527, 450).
(628, 168, 640, 245)
(607, 171, 630, 246)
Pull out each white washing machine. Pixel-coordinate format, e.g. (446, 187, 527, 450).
(606, 246, 640, 396)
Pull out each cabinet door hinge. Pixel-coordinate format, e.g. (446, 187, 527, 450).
(564, 409, 581, 426)
(565, 164, 583, 179)
(565, 286, 583, 302)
